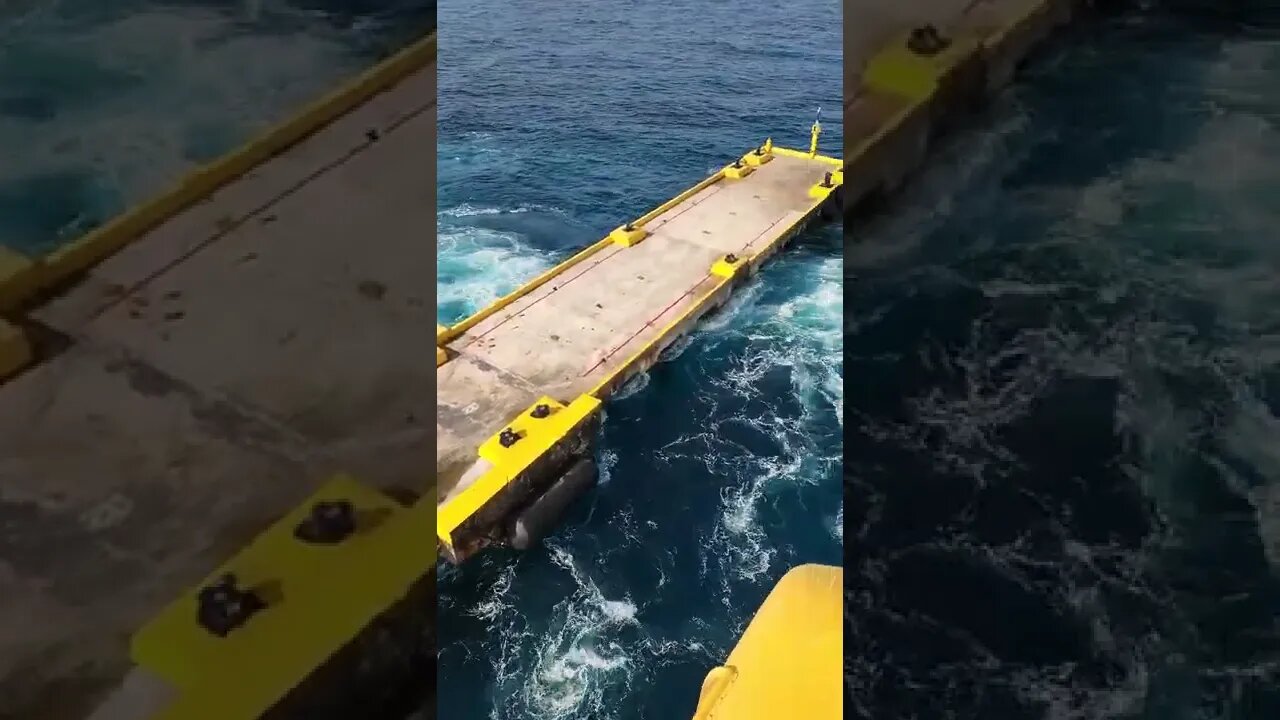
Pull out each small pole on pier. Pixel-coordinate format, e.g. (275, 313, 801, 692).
(808, 106, 822, 157)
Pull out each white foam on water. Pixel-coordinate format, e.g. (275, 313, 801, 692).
(515, 544, 639, 720)
(611, 371, 649, 401)
(437, 221, 551, 323)
(440, 202, 563, 218)
(651, 251, 844, 591)
(848, 31, 1280, 716)
(1078, 40, 1280, 573)
(468, 563, 517, 624)
(0, 5, 364, 213)
(596, 447, 619, 486)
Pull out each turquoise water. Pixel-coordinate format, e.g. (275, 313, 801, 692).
(433, 0, 843, 717)
(0, 0, 432, 255)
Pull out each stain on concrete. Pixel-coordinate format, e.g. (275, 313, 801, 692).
(102, 356, 177, 398)
(98, 352, 300, 453)
(0, 494, 153, 605)
(357, 279, 387, 301)
(0, 651, 121, 720)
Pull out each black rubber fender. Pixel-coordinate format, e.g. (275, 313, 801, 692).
(506, 457, 598, 551)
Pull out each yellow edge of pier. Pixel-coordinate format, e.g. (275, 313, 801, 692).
(100, 32, 440, 720)
(435, 138, 844, 553)
(134, 477, 434, 720)
(691, 564, 842, 720)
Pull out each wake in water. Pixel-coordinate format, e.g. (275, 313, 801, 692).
(847, 11, 1280, 720)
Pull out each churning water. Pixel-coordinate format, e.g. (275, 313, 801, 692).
(847, 8, 1280, 719)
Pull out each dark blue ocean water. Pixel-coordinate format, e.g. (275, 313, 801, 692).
(847, 8, 1280, 720)
(433, 0, 842, 718)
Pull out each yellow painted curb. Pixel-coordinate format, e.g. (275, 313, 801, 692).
(0, 246, 38, 312)
(0, 319, 32, 381)
(862, 31, 981, 103)
(35, 32, 436, 294)
(438, 395, 602, 555)
(135, 475, 435, 720)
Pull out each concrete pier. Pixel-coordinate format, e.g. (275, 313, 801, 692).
(0, 39, 436, 720)
(435, 147, 842, 563)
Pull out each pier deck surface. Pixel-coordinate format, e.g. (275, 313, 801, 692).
(436, 153, 834, 500)
(0, 55, 435, 720)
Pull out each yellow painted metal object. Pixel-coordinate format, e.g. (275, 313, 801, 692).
(133, 475, 434, 720)
(609, 224, 649, 247)
(0, 319, 32, 381)
(710, 254, 746, 280)
(808, 181, 833, 201)
(742, 147, 773, 167)
(771, 145, 842, 166)
(437, 394, 603, 551)
(808, 165, 844, 200)
(724, 163, 754, 180)
(692, 564, 842, 720)
(863, 30, 980, 103)
(807, 178, 834, 201)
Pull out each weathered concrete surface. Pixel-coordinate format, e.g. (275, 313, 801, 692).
(436, 154, 831, 500)
(0, 58, 435, 720)
(84, 672, 174, 720)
